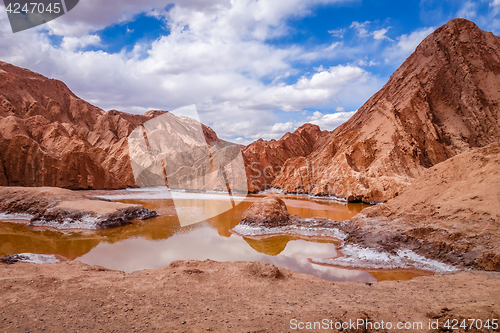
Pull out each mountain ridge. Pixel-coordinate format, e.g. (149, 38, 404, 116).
(0, 61, 222, 189)
(1, 18, 499, 200)
(271, 18, 500, 202)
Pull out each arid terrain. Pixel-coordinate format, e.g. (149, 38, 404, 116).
(0, 260, 499, 333)
(1, 19, 500, 203)
(344, 142, 500, 271)
(1, 17, 500, 333)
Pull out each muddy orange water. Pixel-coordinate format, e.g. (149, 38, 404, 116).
(0, 189, 432, 282)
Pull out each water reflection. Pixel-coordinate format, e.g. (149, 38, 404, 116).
(0, 222, 101, 259)
(0, 190, 428, 282)
(77, 225, 376, 282)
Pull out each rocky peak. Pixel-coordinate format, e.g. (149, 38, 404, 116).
(273, 18, 500, 202)
(242, 122, 329, 192)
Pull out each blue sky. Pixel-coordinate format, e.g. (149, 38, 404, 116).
(1, 0, 500, 144)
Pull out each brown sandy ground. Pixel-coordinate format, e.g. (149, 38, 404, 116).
(343, 143, 500, 272)
(0, 260, 499, 333)
(0, 187, 157, 229)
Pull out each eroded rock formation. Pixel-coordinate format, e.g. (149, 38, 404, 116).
(343, 142, 500, 271)
(272, 18, 500, 202)
(0, 61, 222, 190)
(0, 186, 157, 229)
(242, 123, 327, 192)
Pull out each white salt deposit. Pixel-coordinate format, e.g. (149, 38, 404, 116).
(0, 213, 34, 220)
(29, 215, 104, 230)
(311, 244, 458, 272)
(231, 224, 347, 240)
(7, 253, 59, 264)
(93, 187, 245, 201)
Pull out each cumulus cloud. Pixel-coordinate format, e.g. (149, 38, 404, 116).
(306, 110, 356, 130)
(0, 0, 379, 142)
(253, 65, 368, 111)
(383, 26, 435, 64)
(254, 109, 357, 142)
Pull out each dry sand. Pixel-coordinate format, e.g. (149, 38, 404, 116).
(0, 260, 499, 333)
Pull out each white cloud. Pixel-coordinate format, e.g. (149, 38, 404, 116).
(353, 58, 380, 67)
(373, 28, 391, 40)
(44, 0, 176, 36)
(271, 121, 294, 133)
(328, 28, 345, 38)
(457, 1, 478, 20)
(350, 21, 371, 37)
(350, 21, 392, 41)
(0, 0, 378, 143)
(250, 109, 357, 141)
(491, 0, 500, 7)
(306, 110, 356, 130)
(384, 26, 435, 64)
(60, 34, 101, 51)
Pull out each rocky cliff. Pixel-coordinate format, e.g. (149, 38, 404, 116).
(0, 61, 221, 190)
(2, 19, 499, 196)
(272, 18, 500, 202)
(242, 123, 328, 192)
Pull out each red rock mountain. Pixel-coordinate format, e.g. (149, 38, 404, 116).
(2, 19, 499, 197)
(242, 123, 328, 192)
(272, 18, 500, 203)
(0, 61, 220, 189)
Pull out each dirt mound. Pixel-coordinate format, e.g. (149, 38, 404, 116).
(240, 196, 291, 227)
(272, 18, 500, 203)
(346, 142, 500, 271)
(246, 261, 285, 279)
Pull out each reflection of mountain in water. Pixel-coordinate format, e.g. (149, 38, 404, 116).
(0, 213, 181, 260)
(243, 235, 292, 256)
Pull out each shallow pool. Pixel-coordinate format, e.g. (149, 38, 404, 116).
(0, 188, 433, 282)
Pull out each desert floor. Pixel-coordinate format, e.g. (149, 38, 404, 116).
(1, 260, 499, 333)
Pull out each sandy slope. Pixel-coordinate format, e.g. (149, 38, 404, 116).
(0, 260, 498, 333)
(345, 142, 500, 271)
